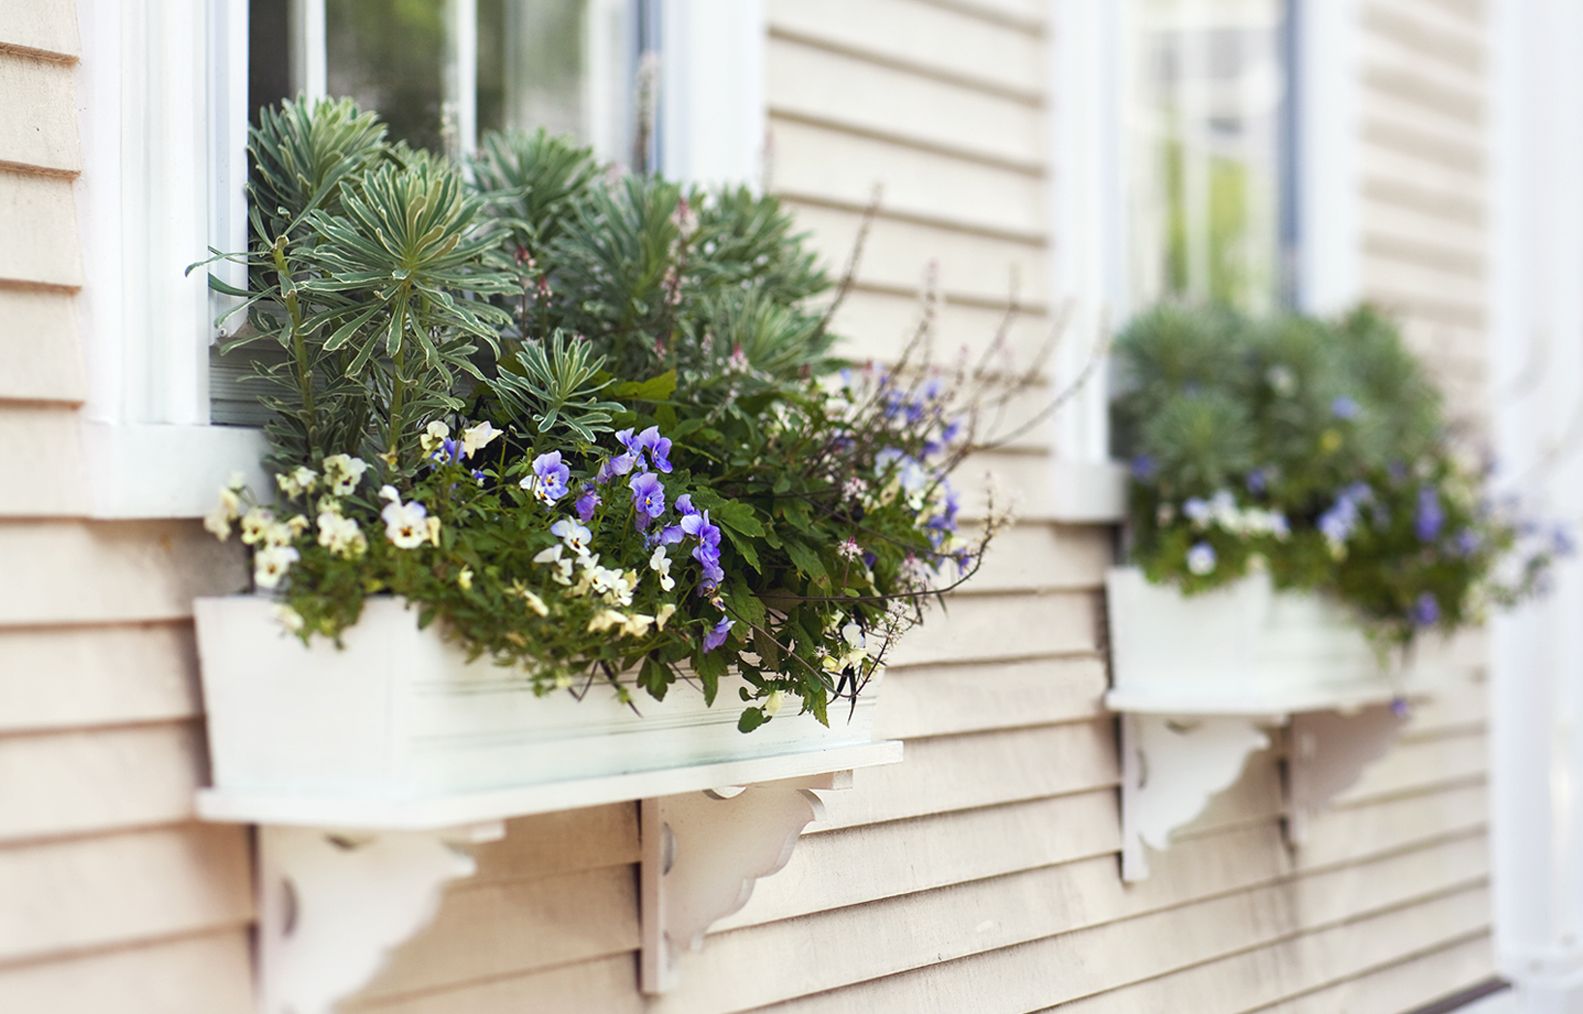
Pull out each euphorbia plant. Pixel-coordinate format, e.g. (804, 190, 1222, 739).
(199, 98, 1034, 731)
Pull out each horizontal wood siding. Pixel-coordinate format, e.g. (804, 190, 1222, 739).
(0, 4, 256, 1011)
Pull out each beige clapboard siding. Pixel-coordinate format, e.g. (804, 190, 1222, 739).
(0, 722, 211, 843)
(0, 0, 79, 62)
(0, 520, 246, 626)
(0, 403, 86, 514)
(0, 51, 79, 174)
(769, 117, 1046, 240)
(830, 287, 1060, 373)
(0, 288, 84, 402)
(761, 846, 1491, 1014)
(0, 169, 81, 287)
(767, 0, 1044, 100)
(0, 621, 201, 734)
(0, 931, 255, 1014)
(1049, 889, 1490, 1014)
(0, 823, 253, 965)
(878, 654, 1107, 740)
(1262, 933, 1495, 1013)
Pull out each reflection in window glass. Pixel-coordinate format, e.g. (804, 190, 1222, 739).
(1129, 0, 1291, 312)
(478, 0, 585, 139)
(326, 0, 452, 152)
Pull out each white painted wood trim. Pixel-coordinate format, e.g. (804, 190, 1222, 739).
(1487, 0, 1583, 1000)
(80, 422, 268, 519)
(1292, 0, 1360, 312)
(660, 0, 765, 188)
(1047, 0, 1125, 467)
(197, 742, 901, 830)
(1286, 704, 1406, 845)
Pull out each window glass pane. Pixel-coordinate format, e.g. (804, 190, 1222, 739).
(1130, 0, 1290, 312)
(326, 0, 452, 152)
(248, 2, 291, 120)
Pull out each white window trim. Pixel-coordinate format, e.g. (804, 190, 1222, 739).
(1487, 0, 1583, 1002)
(73, 0, 764, 520)
(1044, 0, 1359, 524)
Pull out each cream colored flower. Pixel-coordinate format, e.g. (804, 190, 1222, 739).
(321, 454, 369, 496)
(240, 507, 275, 545)
(457, 567, 474, 591)
(764, 690, 784, 717)
(274, 604, 304, 633)
(621, 613, 655, 638)
(649, 546, 675, 592)
(381, 499, 430, 550)
(461, 421, 502, 458)
(655, 603, 677, 630)
(521, 588, 548, 616)
(262, 521, 297, 549)
(204, 504, 232, 541)
(425, 516, 442, 547)
(317, 511, 366, 558)
(587, 609, 628, 633)
(420, 420, 451, 454)
(254, 545, 299, 589)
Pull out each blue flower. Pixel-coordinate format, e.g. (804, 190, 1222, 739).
(525, 451, 570, 505)
(1452, 529, 1482, 557)
(574, 484, 601, 523)
(1183, 497, 1211, 525)
(681, 509, 721, 548)
(1246, 468, 1269, 494)
(622, 425, 673, 474)
(1131, 455, 1157, 480)
(1554, 526, 1576, 558)
(675, 493, 697, 517)
(1411, 592, 1440, 627)
(629, 472, 666, 529)
(1331, 395, 1359, 420)
(1415, 487, 1444, 543)
(1186, 542, 1216, 575)
(702, 614, 734, 652)
(1390, 696, 1410, 718)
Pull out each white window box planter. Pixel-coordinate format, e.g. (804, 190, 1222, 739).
(190, 595, 900, 1012)
(1103, 566, 1477, 880)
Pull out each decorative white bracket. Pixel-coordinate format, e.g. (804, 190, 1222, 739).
(255, 822, 506, 1014)
(1119, 713, 1272, 882)
(1285, 703, 1407, 845)
(1117, 703, 1411, 881)
(639, 771, 851, 993)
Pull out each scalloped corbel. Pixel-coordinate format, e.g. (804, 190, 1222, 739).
(255, 822, 505, 1014)
(1286, 703, 1407, 845)
(1120, 713, 1271, 881)
(639, 773, 849, 993)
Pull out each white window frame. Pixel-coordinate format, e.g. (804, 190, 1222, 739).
(1044, 0, 1359, 522)
(73, 0, 764, 519)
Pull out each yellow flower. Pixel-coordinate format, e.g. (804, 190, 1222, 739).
(457, 567, 474, 591)
(655, 603, 677, 629)
(764, 690, 784, 717)
(1320, 429, 1342, 454)
(425, 516, 442, 547)
(521, 589, 548, 616)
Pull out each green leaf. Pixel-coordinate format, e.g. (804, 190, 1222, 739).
(710, 500, 766, 537)
(611, 369, 677, 402)
(782, 539, 829, 586)
(695, 649, 726, 706)
(737, 707, 767, 734)
(721, 526, 762, 573)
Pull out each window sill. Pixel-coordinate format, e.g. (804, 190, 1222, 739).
(1048, 457, 1128, 524)
(82, 422, 269, 519)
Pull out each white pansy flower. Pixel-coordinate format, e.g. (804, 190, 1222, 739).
(262, 521, 297, 549)
(840, 620, 865, 650)
(461, 421, 502, 458)
(317, 511, 366, 558)
(378, 484, 400, 503)
(321, 454, 369, 496)
(587, 609, 628, 633)
(254, 545, 299, 589)
(764, 690, 784, 717)
(240, 507, 275, 545)
(533, 544, 575, 585)
(649, 546, 675, 591)
(655, 603, 677, 630)
(381, 499, 430, 550)
(204, 503, 233, 541)
(425, 516, 442, 547)
(621, 613, 655, 638)
(420, 420, 450, 454)
(551, 518, 593, 556)
(521, 588, 548, 616)
(273, 604, 305, 634)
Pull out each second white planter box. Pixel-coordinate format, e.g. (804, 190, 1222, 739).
(194, 596, 884, 804)
(1104, 566, 1472, 714)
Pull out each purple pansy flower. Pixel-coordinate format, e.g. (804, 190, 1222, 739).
(629, 472, 666, 529)
(1331, 395, 1360, 420)
(1131, 455, 1157, 480)
(1411, 592, 1440, 627)
(1452, 529, 1482, 557)
(1554, 526, 1576, 557)
(1246, 467, 1269, 494)
(1415, 487, 1444, 543)
(632, 426, 673, 473)
(675, 493, 697, 516)
(702, 614, 734, 652)
(528, 451, 570, 505)
(574, 484, 601, 523)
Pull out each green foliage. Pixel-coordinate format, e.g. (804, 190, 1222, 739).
(490, 331, 625, 444)
(1114, 301, 1562, 649)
